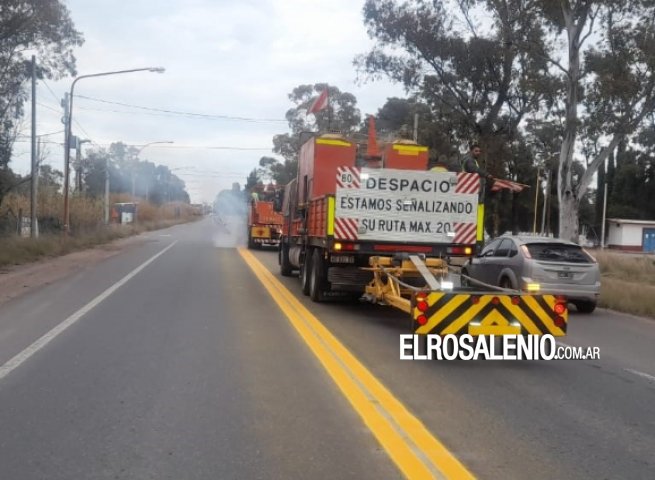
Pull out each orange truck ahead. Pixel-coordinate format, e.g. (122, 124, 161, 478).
(247, 199, 283, 249)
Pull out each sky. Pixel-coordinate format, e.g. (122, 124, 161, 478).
(13, 0, 406, 203)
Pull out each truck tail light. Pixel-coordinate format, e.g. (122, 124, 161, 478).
(417, 300, 429, 312)
(417, 314, 428, 326)
(554, 316, 566, 328)
(447, 246, 473, 255)
(334, 242, 357, 252)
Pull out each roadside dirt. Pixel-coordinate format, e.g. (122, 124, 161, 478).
(0, 234, 152, 306)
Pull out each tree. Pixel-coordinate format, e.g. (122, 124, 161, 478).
(534, 0, 655, 241)
(265, 84, 362, 188)
(357, 0, 553, 175)
(245, 168, 259, 192)
(257, 156, 296, 186)
(82, 142, 189, 204)
(371, 97, 460, 168)
(0, 0, 83, 206)
(273, 83, 361, 164)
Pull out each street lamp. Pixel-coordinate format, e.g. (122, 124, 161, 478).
(131, 140, 174, 197)
(63, 66, 165, 233)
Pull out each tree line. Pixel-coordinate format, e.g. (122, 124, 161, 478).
(253, 1, 655, 243)
(0, 1, 189, 213)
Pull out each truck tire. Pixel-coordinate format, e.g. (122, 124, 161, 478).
(279, 242, 293, 277)
(300, 248, 311, 295)
(309, 249, 329, 302)
(247, 228, 255, 249)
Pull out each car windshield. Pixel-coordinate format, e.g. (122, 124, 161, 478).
(526, 243, 592, 263)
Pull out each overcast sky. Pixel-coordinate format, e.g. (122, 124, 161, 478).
(13, 0, 406, 203)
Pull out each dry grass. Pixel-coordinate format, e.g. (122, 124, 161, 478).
(0, 193, 200, 268)
(591, 250, 655, 318)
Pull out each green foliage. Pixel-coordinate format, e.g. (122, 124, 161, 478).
(0, 0, 83, 205)
(82, 142, 189, 204)
(273, 83, 361, 164)
(357, 1, 551, 142)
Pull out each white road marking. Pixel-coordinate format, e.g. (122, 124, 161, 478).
(0, 241, 178, 382)
(625, 368, 655, 383)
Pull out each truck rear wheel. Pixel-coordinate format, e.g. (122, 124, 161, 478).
(279, 242, 293, 277)
(247, 229, 255, 249)
(310, 249, 329, 302)
(300, 248, 311, 295)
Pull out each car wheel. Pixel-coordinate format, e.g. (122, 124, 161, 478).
(279, 243, 293, 277)
(574, 300, 596, 314)
(500, 277, 514, 290)
(300, 249, 311, 295)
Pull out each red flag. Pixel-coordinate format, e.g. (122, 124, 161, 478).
(490, 178, 529, 193)
(308, 88, 328, 114)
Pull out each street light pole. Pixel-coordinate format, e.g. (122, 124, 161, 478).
(63, 67, 165, 233)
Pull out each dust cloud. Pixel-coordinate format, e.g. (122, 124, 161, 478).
(212, 188, 248, 249)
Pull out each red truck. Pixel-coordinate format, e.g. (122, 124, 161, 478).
(247, 193, 284, 249)
(274, 122, 568, 340)
(277, 125, 482, 301)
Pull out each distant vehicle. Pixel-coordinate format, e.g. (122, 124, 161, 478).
(247, 194, 283, 249)
(461, 235, 600, 313)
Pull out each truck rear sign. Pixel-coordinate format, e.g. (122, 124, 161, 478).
(334, 168, 480, 244)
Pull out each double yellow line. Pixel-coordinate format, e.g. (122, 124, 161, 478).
(238, 248, 475, 480)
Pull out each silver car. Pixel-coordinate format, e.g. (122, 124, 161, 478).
(461, 235, 601, 313)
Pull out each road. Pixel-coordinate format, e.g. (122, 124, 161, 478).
(0, 217, 653, 479)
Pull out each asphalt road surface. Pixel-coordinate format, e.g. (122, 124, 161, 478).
(0, 217, 653, 479)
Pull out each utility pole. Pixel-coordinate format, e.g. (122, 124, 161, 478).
(601, 181, 608, 248)
(30, 55, 38, 238)
(104, 154, 110, 224)
(413, 113, 419, 142)
(532, 167, 541, 233)
(540, 169, 550, 235)
(61, 92, 71, 233)
(74, 136, 81, 193)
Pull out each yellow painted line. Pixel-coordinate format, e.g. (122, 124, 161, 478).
(476, 205, 484, 242)
(327, 196, 335, 236)
(316, 138, 352, 147)
(238, 248, 475, 480)
(392, 144, 428, 155)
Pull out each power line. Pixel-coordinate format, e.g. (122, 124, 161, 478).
(36, 101, 61, 113)
(12, 139, 271, 151)
(75, 94, 287, 123)
(17, 129, 64, 138)
(40, 80, 61, 105)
